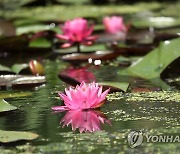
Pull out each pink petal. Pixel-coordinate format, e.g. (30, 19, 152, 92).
(98, 88, 110, 103)
(51, 106, 69, 111)
(61, 43, 73, 48)
(86, 35, 98, 41)
(56, 34, 69, 40)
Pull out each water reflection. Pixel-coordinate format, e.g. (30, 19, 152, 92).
(60, 110, 111, 133)
(62, 66, 96, 83)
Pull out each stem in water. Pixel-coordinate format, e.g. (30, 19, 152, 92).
(77, 43, 81, 53)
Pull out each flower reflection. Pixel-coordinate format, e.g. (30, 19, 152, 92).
(60, 110, 111, 133)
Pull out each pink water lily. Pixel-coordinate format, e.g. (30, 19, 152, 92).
(56, 18, 97, 49)
(60, 110, 111, 133)
(52, 82, 110, 111)
(103, 16, 127, 34)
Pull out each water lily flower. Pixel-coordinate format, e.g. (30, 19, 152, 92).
(56, 18, 97, 52)
(60, 110, 111, 133)
(103, 16, 127, 34)
(52, 82, 110, 111)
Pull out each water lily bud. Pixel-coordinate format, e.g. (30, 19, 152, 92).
(29, 60, 44, 75)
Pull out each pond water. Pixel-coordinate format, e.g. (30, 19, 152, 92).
(0, 60, 179, 153)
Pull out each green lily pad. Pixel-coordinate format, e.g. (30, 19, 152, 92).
(55, 44, 106, 54)
(0, 92, 32, 99)
(0, 63, 28, 74)
(0, 64, 11, 72)
(29, 37, 52, 48)
(11, 64, 29, 74)
(133, 17, 180, 28)
(100, 82, 129, 92)
(119, 38, 180, 79)
(0, 99, 17, 113)
(0, 130, 38, 143)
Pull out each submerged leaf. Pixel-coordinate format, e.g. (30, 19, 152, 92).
(0, 130, 38, 143)
(0, 99, 17, 113)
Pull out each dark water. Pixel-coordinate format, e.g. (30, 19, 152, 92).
(0, 60, 179, 153)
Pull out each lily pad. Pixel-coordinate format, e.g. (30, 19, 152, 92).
(0, 92, 32, 99)
(29, 37, 52, 48)
(0, 75, 46, 89)
(133, 17, 180, 28)
(119, 38, 180, 79)
(0, 130, 38, 143)
(0, 64, 29, 74)
(0, 99, 17, 113)
(61, 51, 120, 63)
(100, 82, 129, 92)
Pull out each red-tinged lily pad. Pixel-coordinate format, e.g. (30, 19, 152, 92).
(0, 130, 38, 143)
(0, 75, 46, 89)
(61, 51, 120, 63)
(58, 73, 81, 87)
(0, 99, 17, 113)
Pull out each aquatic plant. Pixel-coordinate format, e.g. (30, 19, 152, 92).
(52, 82, 109, 111)
(103, 16, 127, 34)
(56, 18, 97, 52)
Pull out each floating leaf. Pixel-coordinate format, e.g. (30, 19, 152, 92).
(0, 130, 38, 143)
(0, 99, 17, 113)
(0, 75, 46, 89)
(100, 82, 129, 92)
(62, 51, 119, 63)
(133, 17, 180, 28)
(17, 24, 51, 35)
(119, 38, 180, 79)
(55, 44, 106, 54)
(0, 64, 11, 72)
(0, 64, 28, 74)
(29, 38, 51, 48)
(11, 64, 29, 74)
(0, 92, 32, 99)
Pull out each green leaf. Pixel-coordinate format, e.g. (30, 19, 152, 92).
(100, 82, 129, 92)
(29, 38, 51, 48)
(17, 24, 49, 35)
(0, 99, 17, 113)
(0, 92, 32, 99)
(133, 17, 180, 28)
(0, 63, 28, 74)
(11, 64, 29, 74)
(119, 38, 180, 79)
(0, 64, 11, 72)
(0, 130, 38, 143)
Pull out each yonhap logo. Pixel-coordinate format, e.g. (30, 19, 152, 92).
(127, 130, 180, 148)
(127, 131, 143, 148)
